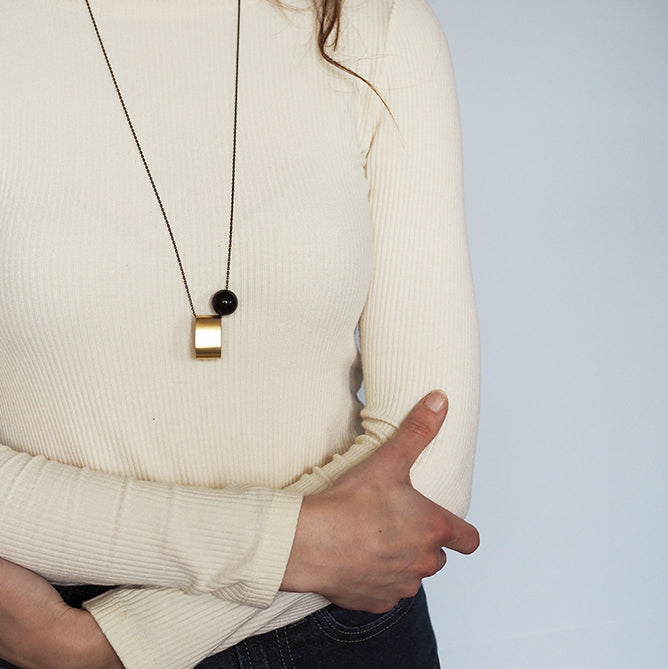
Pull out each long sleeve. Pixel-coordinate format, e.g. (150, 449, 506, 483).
(82, 1, 480, 666)
(0, 444, 302, 607)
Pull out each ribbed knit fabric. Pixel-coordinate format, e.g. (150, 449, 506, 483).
(0, 0, 479, 667)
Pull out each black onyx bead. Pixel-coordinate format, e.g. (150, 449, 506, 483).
(212, 289, 238, 316)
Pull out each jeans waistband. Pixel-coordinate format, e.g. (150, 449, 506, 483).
(52, 583, 117, 608)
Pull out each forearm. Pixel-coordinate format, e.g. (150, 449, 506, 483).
(0, 444, 301, 606)
(85, 587, 326, 669)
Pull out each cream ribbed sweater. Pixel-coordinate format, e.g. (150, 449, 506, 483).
(0, 0, 479, 666)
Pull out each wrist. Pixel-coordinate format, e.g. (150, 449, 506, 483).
(62, 609, 123, 669)
(281, 491, 340, 597)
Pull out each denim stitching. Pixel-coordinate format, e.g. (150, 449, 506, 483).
(316, 597, 413, 636)
(275, 630, 288, 669)
(311, 599, 414, 643)
(242, 640, 253, 668)
(282, 626, 296, 667)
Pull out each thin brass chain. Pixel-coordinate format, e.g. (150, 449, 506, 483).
(83, 0, 242, 318)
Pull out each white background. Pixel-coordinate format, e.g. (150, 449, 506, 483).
(423, 1, 668, 667)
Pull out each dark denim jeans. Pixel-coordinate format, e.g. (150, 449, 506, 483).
(0, 586, 439, 668)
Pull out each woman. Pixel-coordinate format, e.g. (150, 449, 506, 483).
(0, 0, 480, 667)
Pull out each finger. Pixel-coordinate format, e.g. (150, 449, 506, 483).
(385, 391, 449, 470)
(439, 512, 480, 555)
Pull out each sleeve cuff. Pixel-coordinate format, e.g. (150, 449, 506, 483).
(211, 489, 303, 607)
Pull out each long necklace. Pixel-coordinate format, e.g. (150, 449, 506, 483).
(84, 0, 242, 359)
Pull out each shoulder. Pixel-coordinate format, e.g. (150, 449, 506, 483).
(343, 0, 447, 46)
(341, 0, 451, 81)
(385, 0, 451, 76)
(343, 0, 444, 31)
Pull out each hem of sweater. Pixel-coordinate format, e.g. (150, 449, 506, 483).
(84, 589, 330, 669)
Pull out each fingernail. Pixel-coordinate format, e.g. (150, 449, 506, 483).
(425, 391, 447, 413)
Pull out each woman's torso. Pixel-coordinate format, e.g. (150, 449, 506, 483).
(0, 0, 388, 488)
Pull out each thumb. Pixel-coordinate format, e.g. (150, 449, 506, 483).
(385, 391, 449, 471)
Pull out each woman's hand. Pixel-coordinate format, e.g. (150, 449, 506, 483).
(0, 558, 122, 669)
(281, 391, 480, 613)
